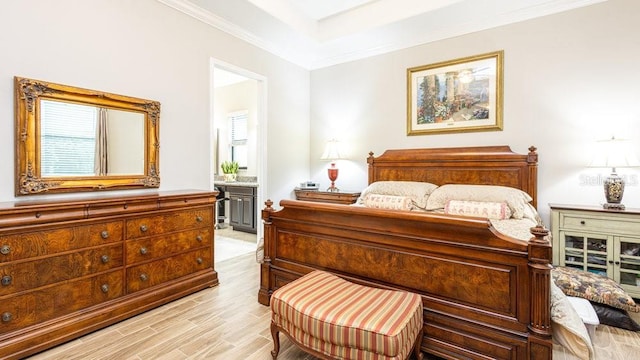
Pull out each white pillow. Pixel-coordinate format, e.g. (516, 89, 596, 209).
(362, 194, 413, 211)
(444, 200, 512, 220)
(425, 184, 533, 219)
(357, 181, 438, 209)
(551, 281, 595, 360)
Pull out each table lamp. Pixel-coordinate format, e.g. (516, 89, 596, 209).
(589, 136, 640, 210)
(320, 139, 343, 192)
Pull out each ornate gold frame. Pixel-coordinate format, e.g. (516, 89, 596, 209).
(14, 76, 160, 195)
(407, 51, 504, 135)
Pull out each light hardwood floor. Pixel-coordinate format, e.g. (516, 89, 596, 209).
(27, 251, 320, 360)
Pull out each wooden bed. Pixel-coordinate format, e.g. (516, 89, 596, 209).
(258, 145, 552, 360)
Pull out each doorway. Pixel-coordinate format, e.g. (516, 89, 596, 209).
(210, 59, 267, 259)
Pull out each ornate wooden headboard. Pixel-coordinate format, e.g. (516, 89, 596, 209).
(367, 145, 538, 208)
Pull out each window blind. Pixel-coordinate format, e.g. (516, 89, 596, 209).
(40, 100, 97, 176)
(229, 111, 248, 167)
(230, 111, 248, 144)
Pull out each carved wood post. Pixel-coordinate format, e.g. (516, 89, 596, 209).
(258, 199, 275, 305)
(527, 146, 538, 209)
(367, 151, 375, 184)
(528, 224, 553, 359)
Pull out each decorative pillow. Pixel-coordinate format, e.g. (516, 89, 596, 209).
(444, 200, 512, 220)
(552, 266, 640, 313)
(551, 280, 595, 360)
(522, 202, 543, 224)
(590, 302, 640, 331)
(362, 194, 413, 211)
(357, 181, 438, 209)
(425, 184, 533, 219)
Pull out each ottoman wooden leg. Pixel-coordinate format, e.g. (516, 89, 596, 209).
(412, 328, 424, 360)
(270, 321, 281, 359)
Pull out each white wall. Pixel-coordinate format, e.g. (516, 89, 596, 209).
(309, 0, 640, 225)
(0, 0, 310, 205)
(214, 80, 258, 176)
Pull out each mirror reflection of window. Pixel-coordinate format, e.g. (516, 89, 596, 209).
(229, 111, 248, 169)
(41, 100, 97, 176)
(40, 100, 146, 177)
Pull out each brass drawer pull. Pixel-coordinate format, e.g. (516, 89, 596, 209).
(1, 275, 12, 286)
(101, 284, 109, 293)
(0, 245, 10, 255)
(101, 255, 110, 263)
(101, 230, 109, 239)
(197, 257, 203, 264)
(2, 312, 12, 323)
(196, 235, 203, 242)
(140, 225, 148, 232)
(140, 273, 149, 282)
(196, 215, 203, 222)
(140, 247, 148, 255)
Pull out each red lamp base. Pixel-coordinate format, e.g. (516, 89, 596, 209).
(327, 163, 339, 192)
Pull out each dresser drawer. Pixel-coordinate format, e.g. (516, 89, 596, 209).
(0, 270, 123, 333)
(158, 194, 215, 209)
(126, 248, 212, 293)
(87, 199, 159, 218)
(126, 208, 213, 239)
(0, 221, 123, 263)
(0, 244, 123, 296)
(125, 228, 212, 264)
(560, 212, 640, 235)
(0, 206, 85, 229)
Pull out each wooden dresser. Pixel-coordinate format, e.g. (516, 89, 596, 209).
(0, 190, 218, 360)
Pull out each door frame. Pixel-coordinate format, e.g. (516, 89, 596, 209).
(210, 58, 267, 244)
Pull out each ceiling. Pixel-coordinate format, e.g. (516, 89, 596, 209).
(158, 0, 604, 70)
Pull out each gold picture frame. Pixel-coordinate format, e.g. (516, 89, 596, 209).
(14, 76, 161, 195)
(407, 51, 503, 135)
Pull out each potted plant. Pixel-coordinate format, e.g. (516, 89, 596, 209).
(221, 161, 239, 182)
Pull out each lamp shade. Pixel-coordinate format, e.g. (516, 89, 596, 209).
(320, 139, 343, 161)
(589, 137, 640, 170)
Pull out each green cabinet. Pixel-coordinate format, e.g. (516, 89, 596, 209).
(551, 204, 640, 298)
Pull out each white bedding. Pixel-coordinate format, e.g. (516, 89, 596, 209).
(356, 181, 543, 241)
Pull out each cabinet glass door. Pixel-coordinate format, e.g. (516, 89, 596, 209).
(560, 232, 609, 276)
(616, 237, 640, 288)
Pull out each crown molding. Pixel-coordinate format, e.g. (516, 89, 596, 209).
(155, 0, 311, 66)
(157, 0, 606, 70)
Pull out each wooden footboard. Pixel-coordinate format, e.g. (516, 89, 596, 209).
(258, 200, 552, 360)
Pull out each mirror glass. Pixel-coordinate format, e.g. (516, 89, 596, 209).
(15, 76, 160, 195)
(40, 100, 145, 177)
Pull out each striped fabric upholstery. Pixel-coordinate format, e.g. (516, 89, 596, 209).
(271, 271, 423, 359)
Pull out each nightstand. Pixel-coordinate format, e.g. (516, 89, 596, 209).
(550, 204, 640, 298)
(294, 189, 361, 205)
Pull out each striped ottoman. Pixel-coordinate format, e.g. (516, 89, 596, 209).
(270, 270, 424, 360)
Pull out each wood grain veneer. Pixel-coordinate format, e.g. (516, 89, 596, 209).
(0, 190, 218, 360)
(259, 146, 552, 360)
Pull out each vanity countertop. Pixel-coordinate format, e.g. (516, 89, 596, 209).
(214, 181, 258, 188)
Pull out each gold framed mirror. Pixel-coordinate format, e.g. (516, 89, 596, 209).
(14, 76, 160, 195)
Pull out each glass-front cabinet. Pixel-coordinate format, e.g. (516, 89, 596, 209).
(559, 233, 609, 276)
(616, 237, 640, 290)
(551, 204, 640, 298)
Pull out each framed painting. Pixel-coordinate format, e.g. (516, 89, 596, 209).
(407, 51, 503, 135)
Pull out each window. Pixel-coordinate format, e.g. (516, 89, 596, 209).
(229, 111, 248, 168)
(40, 100, 98, 176)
